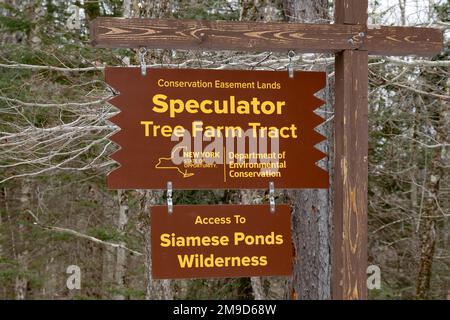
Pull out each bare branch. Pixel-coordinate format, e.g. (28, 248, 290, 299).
(26, 210, 143, 256)
(0, 95, 112, 108)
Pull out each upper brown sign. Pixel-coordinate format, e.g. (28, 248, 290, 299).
(106, 68, 328, 189)
(151, 205, 293, 279)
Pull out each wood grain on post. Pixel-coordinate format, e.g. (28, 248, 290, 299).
(332, 0, 369, 300)
(335, 0, 368, 25)
(90, 17, 442, 56)
(362, 26, 442, 56)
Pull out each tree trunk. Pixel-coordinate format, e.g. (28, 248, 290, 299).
(15, 179, 31, 300)
(0, 187, 7, 299)
(113, 190, 129, 300)
(102, 245, 115, 297)
(282, 0, 332, 300)
(121, 0, 174, 300)
(123, 0, 132, 18)
(398, 0, 406, 26)
(238, 0, 281, 300)
(282, 0, 328, 23)
(42, 256, 57, 299)
(139, 190, 173, 299)
(415, 97, 446, 299)
(239, 0, 281, 21)
(240, 190, 267, 299)
(0, 188, 4, 263)
(410, 97, 420, 210)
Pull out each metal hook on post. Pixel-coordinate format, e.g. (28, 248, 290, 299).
(348, 32, 365, 49)
(358, 31, 366, 46)
(269, 181, 275, 213)
(139, 47, 147, 76)
(167, 181, 173, 214)
(287, 50, 295, 79)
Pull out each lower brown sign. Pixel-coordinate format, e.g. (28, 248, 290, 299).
(151, 205, 293, 279)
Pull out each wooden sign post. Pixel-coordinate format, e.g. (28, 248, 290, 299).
(91, 0, 443, 299)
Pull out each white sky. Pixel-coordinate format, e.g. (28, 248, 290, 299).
(371, 0, 447, 26)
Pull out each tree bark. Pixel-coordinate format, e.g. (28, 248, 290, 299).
(238, 0, 281, 300)
(0, 188, 4, 263)
(398, 0, 406, 26)
(42, 256, 57, 299)
(123, 0, 132, 18)
(410, 97, 421, 210)
(15, 179, 31, 300)
(282, 0, 332, 300)
(239, 0, 281, 21)
(282, 0, 328, 23)
(415, 97, 446, 299)
(139, 190, 173, 299)
(121, 0, 174, 300)
(113, 190, 129, 300)
(0, 187, 7, 298)
(239, 190, 267, 299)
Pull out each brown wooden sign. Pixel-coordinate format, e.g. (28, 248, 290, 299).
(151, 205, 293, 279)
(106, 68, 328, 189)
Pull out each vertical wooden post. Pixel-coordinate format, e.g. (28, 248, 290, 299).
(332, 0, 369, 300)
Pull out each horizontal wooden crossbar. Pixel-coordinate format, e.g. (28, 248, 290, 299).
(90, 18, 443, 56)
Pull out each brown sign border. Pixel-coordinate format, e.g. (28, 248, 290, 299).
(106, 68, 329, 190)
(151, 204, 293, 280)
